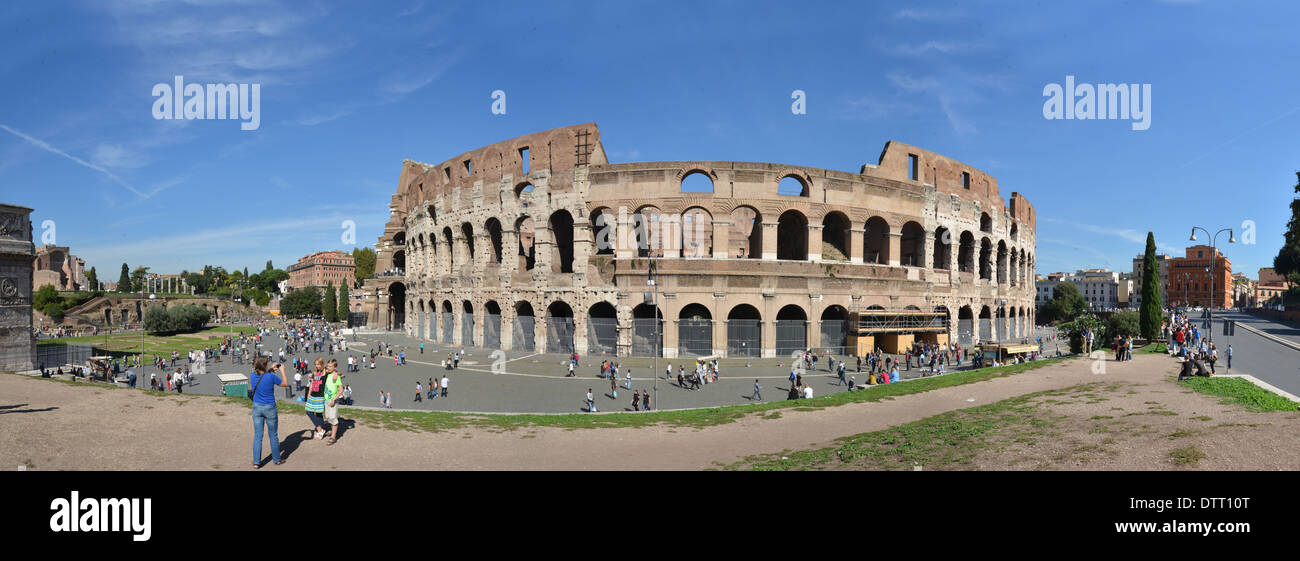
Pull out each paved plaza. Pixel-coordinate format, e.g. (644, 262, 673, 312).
(89, 325, 1062, 414)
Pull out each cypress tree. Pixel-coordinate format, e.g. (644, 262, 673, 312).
(1139, 232, 1163, 339)
(323, 282, 338, 322)
(337, 287, 350, 325)
(118, 263, 131, 293)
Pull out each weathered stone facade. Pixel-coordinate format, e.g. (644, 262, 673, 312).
(0, 204, 36, 371)
(362, 124, 1038, 358)
(33, 244, 86, 291)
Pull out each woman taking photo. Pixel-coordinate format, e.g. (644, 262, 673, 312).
(250, 356, 289, 469)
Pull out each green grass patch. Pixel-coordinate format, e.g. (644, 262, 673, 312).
(723, 382, 1103, 471)
(1179, 377, 1299, 413)
(1169, 445, 1207, 466)
(1138, 343, 1168, 355)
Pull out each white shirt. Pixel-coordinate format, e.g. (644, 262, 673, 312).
(441, 377, 449, 388)
(803, 386, 813, 399)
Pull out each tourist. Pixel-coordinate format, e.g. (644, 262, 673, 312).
(441, 375, 449, 397)
(320, 359, 343, 444)
(890, 365, 900, 383)
(610, 377, 618, 399)
(294, 370, 303, 393)
(385, 391, 392, 408)
(249, 357, 289, 468)
(804, 384, 814, 399)
(453, 351, 459, 369)
(587, 388, 596, 413)
(567, 361, 575, 377)
(415, 380, 423, 402)
(631, 391, 640, 411)
(305, 358, 328, 440)
(787, 385, 800, 400)
(750, 379, 762, 401)
(343, 385, 353, 406)
(625, 369, 633, 390)
(642, 391, 651, 411)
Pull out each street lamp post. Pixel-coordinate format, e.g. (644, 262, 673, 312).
(648, 260, 659, 411)
(1189, 227, 1235, 342)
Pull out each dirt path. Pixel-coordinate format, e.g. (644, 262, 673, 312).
(2, 354, 1289, 470)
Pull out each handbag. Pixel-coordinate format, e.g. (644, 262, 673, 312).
(247, 371, 268, 400)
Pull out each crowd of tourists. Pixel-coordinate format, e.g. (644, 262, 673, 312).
(1164, 311, 1226, 380)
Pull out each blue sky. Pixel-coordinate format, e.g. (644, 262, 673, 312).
(1, 0, 1295, 279)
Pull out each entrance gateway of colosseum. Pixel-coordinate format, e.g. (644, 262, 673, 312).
(360, 123, 1037, 359)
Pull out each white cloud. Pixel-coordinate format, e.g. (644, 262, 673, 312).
(0, 124, 146, 199)
(891, 41, 982, 57)
(892, 9, 964, 21)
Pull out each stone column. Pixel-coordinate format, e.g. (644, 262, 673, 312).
(501, 305, 515, 351)
(711, 220, 730, 259)
(502, 228, 518, 278)
(663, 317, 679, 359)
(616, 302, 632, 357)
(761, 294, 777, 358)
(923, 231, 935, 270)
(712, 295, 728, 357)
(534, 224, 553, 276)
(616, 217, 636, 259)
(807, 224, 823, 262)
(0, 204, 35, 372)
(573, 220, 592, 283)
(760, 221, 779, 261)
(886, 232, 902, 267)
(533, 308, 547, 354)
(850, 228, 865, 264)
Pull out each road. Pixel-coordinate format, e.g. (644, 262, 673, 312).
(1195, 310, 1300, 397)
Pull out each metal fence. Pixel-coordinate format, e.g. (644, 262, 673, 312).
(979, 319, 992, 342)
(34, 343, 94, 369)
(484, 314, 501, 349)
(547, 317, 575, 355)
(678, 319, 712, 357)
(727, 319, 761, 357)
(630, 318, 662, 356)
(462, 313, 475, 347)
(347, 312, 368, 328)
(818, 319, 851, 355)
(587, 318, 618, 356)
(958, 319, 973, 345)
(417, 311, 426, 339)
(776, 320, 807, 356)
(441, 312, 453, 343)
(513, 315, 536, 351)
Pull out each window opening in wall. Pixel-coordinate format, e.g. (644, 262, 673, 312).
(444, 167, 450, 181)
(908, 154, 918, 181)
(464, 159, 472, 176)
(962, 172, 970, 189)
(520, 147, 529, 174)
(777, 176, 808, 197)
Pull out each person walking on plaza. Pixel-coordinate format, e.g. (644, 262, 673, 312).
(441, 375, 449, 397)
(610, 377, 618, 399)
(642, 390, 651, 411)
(587, 388, 596, 413)
(751, 378, 762, 401)
(415, 381, 423, 403)
(631, 391, 640, 411)
(420, 342, 424, 355)
(249, 357, 289, 468)
(1227, 344, 1232, 369)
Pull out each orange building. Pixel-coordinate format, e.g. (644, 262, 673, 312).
(1257, 268, 1289, 305)
(1168, 245, 1232, 308)
(287, 250, 356, 291)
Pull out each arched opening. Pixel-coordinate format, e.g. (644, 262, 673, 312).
(900, 221, 925, 267)
(958, 231, 975, 273)
(549, 210, 575, 274)
(776, 210, 808, 261)
(979, 305, 992, 342)
(934, 227, 952, 270)
(778, 175, 809, 197)
(427, 204, 437, 224)
(632, 303, 663, 357)
(997, 240, 1008, 284)
(980, 212, 992, 233)
(442, 226, 455, 270)
(1009, 247, 1019, 287)
(682, 207, 713, 258)
(1020, 249, 1028, 287)
(774, 304, 806, 356)
(483, 300, 502, 348)
(461, 300, 475, 346)
(587, 302, 618, 355)
(958, 305, 973, 345)
(819, 305, 851, 355)
(681, 171, 714, 193)
(485, 218, 503, 264)
(516, 216, 535, 271)
(393, 232, 406, 246)
(1008, 307, 1018, 339)
(821, 211, 851, 261)
(634, 206, 662, 258)
(730, 206, 762, 259)
(546, 301, 575, 354)
(979, 237, 992, 280)
(727, 304, 762, 357)
(392, 250, 406, 272)
(514, 301, 535, 351)
(515, 182, 534, 204)
(590, 208, 615, 256)
(677, 303, 713, 357)
(1010, 222, 1018, 242)
(439, 302, 454, 342)
(459, 223, 475, 268)
(387, 282, 406, 330)
(104, 309, 113, 325)
(864, 216, 890, 264)
(417, 300, 426, 340)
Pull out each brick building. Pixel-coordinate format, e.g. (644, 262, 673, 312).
(1168, 245, 1232, 308)
(1256, 267, 1289, 306)
(287, 250, 356, 291)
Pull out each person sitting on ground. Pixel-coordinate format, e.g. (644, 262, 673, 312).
(787, 385, 800, 400)
(1176, 357, 1194, 382)
(803, 384, 813, 399)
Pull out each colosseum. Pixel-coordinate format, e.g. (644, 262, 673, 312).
(360, 123, 1037, 359)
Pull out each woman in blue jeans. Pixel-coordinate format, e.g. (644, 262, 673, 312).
(249, 356, 290, 469)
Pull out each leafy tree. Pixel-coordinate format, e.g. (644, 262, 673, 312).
(186, 272, 210, 294)
(265, 260, 273, 272)
(1108, 310, 1141, 338)
(118, 263, 131, 293)
(130, 266, 149, 292)
(243, 267, 250, 287)
(1139, 232, 1164, 339)
(1059, 313, 1103, 354)
(1041, 282, 1087, 324)
(85, 267, 98, 291)
(245, 287, 271, 307)
(352, 247, 376, 285)
(337, 287, 350, 323)
(323, 282, 338, 322)
(280, 286, 322, 317)
(43, 301, 65, 323)
(143, 304, 210, 334)
(34, 285, 60, 310)
(1274, 172, 1300, 284)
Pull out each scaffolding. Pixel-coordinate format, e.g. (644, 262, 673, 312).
(855, 310, 949, 333)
